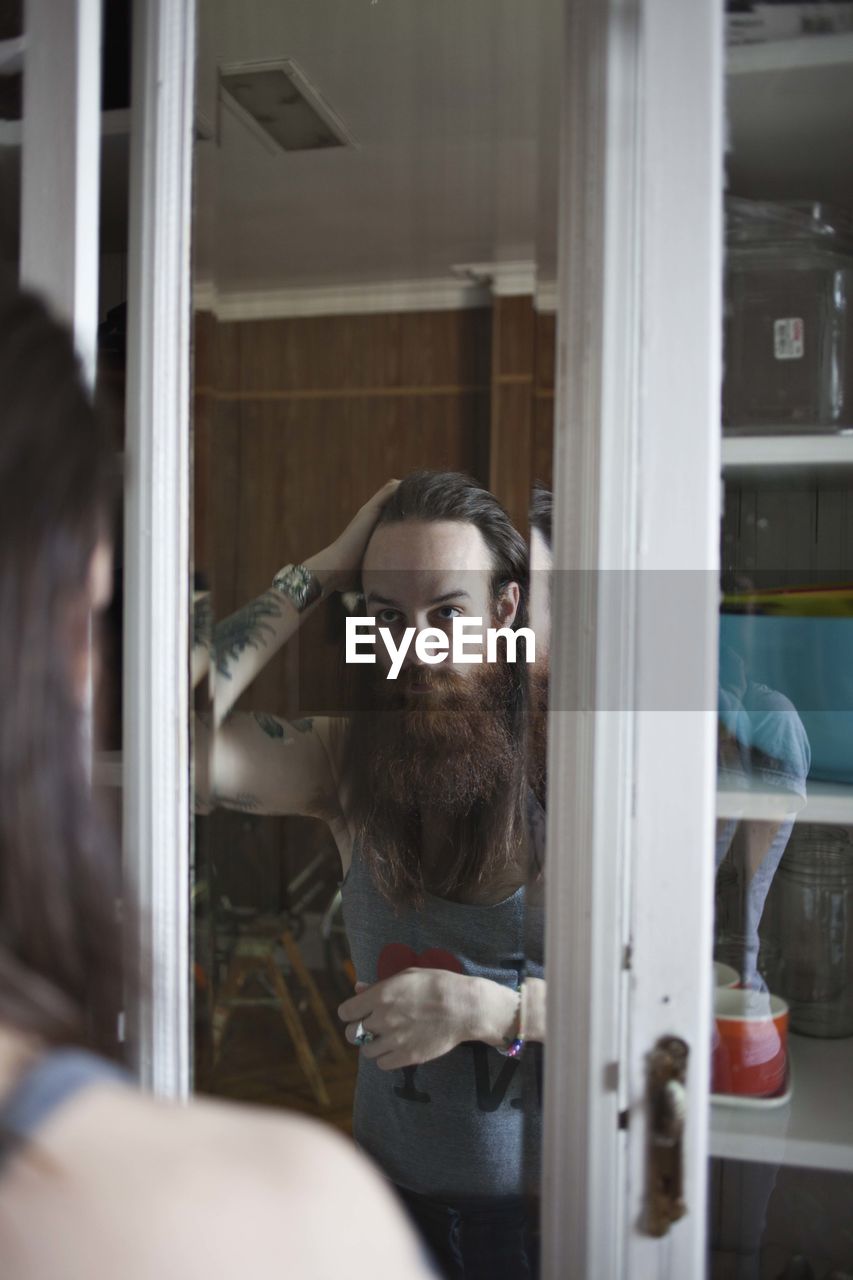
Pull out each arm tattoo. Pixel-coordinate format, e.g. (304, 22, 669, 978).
(213, 789, 262, 813)
(253, 712, 288, 741)
(291, 717, 314, 733)
(214, 592, 283, 679)
(193, 593, 213, 652)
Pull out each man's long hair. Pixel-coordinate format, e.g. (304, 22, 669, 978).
(0, 287, 124, 1059)
(339, 471, 532, 907)
(528, 482, 552, 811)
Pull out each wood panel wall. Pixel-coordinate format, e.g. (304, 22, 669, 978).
(487, 297, 555, 532)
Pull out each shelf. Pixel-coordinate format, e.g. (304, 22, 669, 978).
(710, 1033, 853, 1172)
(722, 434, 853, 480)
(717, 779, 853, 825)
(728, 32, 853, 77)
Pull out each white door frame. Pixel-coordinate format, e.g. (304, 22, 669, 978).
(123, 0, 196, 1097)
(543, 1, 723, 1275)
(20, 0, 102, 387)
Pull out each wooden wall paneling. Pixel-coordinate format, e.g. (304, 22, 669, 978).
(193, 389, 211, 577)
(192, 310, 215, 578)
(209, 397, 242, 617)
(193, 309, 217, 386)
(212, 319, 242, 391)
(489, 295, 536, 533)
(399, 307, 493, 393)
(535, 310, 557, 390)
(532, 309, 556, 491)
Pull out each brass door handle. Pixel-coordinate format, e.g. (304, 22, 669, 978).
(645, 1035, 689, 1237)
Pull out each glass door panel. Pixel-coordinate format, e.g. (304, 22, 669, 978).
(710, 16, 853, 1276)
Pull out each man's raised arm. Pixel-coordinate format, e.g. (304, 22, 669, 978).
(212, 479, 399, 724)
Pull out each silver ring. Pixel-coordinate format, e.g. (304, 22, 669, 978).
(354, 1020, 374, 1046)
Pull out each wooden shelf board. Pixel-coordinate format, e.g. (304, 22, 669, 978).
(710, 1033, 853, 1172)
(728, 32, 853, 77)
(722, 434, 853, 478)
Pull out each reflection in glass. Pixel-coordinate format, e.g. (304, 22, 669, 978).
(711, 15, 853, 1270)
(190, 3, 558, 1274)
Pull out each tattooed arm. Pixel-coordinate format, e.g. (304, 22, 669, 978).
(212, 479, 398, 724)
(211, 565, 333, 725)
(191, 591, 213, 690)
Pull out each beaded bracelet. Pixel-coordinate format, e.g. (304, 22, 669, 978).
(500, 979, 526, 1059)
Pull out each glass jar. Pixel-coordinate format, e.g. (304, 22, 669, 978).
(714, 853, 744, 976)
(760, 824, 853, 1037)
(723, 198, 853, 434)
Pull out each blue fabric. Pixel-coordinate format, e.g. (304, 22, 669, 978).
(716, 644, 811, 989)
(718, 643, 811, 796)
(0, 1048, 128, 1173)
(719, 616, 851, 782)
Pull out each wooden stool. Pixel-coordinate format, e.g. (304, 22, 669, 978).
(212, 918, 348, 1110)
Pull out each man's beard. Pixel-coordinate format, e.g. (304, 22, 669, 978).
(341, 654, 527, 904)
(358, 660, 518, 813)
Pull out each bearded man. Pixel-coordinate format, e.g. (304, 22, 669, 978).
(207, 471, 545, 1279)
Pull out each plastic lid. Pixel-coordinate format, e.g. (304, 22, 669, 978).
(726, 197, 853, 255)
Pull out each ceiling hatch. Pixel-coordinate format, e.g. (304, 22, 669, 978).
(218, 58, 355, 154)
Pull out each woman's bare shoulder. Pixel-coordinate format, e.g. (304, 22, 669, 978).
(5, 1086, 430, 1280)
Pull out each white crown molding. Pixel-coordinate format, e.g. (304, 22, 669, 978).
(192, 278, 218, 313)
(452, 259, 537, 296)
(534, 278, 558, 313)
(452, 260, 558, 311)
(192, 275, 490, 320)
(191, 266, 558, 321)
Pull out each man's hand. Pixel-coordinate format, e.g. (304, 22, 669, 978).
(337, 969, 517, 1071)
(310, 478, 399, 593)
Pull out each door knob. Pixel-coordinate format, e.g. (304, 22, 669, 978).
(645, 1035, 689, 1237)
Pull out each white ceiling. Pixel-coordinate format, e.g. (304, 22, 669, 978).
(194, 0, 561, 295)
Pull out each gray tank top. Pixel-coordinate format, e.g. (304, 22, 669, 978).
(340, 840, 544, 1199)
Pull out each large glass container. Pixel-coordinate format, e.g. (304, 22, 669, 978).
(723, 198, 853, 434)
(760, 824, 853, 1038)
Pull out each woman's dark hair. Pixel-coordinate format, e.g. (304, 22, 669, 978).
(375, 470, 530, 626)
(0, 285, 124, 1059)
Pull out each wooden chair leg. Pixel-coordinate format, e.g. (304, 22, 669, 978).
(212, 957, 250, 1062)
(264, 957, 331, 1109)
(281, 929, 349, 1064)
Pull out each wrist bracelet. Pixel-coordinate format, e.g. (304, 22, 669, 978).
(271, 563, 322, 612)
(499, 980, 526, 1059)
